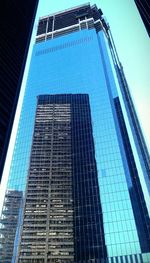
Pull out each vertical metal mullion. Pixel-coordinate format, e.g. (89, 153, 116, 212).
(52, 16, 55, 39)
(45, 104, 54, 263)
(45, 17, 49, 41)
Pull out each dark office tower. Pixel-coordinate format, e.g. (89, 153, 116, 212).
(134, 0, 150, 37)
(0, 190, 23, 262)
(0, 0, 39, 181)
(1, 3, 150, 263)
(18, 94, 106, 263)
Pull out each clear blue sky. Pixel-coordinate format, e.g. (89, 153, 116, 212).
(29, 0, 150, 148)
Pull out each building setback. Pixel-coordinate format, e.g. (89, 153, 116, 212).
(0, 3, 150, 263)
(0, 0, 39, 181)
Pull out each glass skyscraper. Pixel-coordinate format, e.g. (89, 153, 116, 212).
(0, 3, 150, 263)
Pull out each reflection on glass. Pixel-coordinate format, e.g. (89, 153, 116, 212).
(0, 3, 150, 263)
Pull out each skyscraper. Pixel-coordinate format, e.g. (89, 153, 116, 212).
(0, 0, 39, 181)
(0, 3, 150, 263)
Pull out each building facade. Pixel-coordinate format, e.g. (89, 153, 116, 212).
(0, 0, 39, 181)
(0, 190, 23, 262)
(0, 3, 150, 263)
(17, 94, 106, 262)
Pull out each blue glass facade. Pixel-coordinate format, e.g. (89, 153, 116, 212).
(0, 4, 150, 263)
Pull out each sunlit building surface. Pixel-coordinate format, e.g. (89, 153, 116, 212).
(0, 3, 150, 263)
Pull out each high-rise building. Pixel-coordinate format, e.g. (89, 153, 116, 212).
(0, 0, 39, 181)
(0, 190, 23, 262)
(0, 3, 150, 263)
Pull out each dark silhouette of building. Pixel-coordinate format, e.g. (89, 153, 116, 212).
(0, 0, 39, 181)
(18, 94, 106, 263)
(134, 0, 150, 37)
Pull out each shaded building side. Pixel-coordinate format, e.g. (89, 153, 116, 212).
(0, 0, 39, 181)
(134, 0, 150, 37)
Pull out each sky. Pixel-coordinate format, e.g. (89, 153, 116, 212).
(0, 0, 150, 213)
(33, 0, 150, 148)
